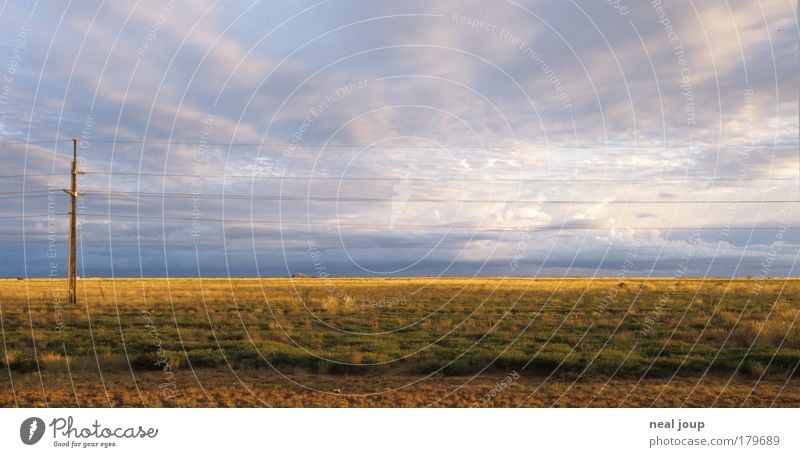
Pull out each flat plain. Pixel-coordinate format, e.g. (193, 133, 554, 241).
(0, 277, 798, 407)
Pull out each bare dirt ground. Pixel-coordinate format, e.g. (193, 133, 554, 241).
(3, 369, 798, 407)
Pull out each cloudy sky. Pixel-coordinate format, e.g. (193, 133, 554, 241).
(0, 0, 798, 277)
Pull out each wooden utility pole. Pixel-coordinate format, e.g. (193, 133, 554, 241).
(63, 139, 82, 305)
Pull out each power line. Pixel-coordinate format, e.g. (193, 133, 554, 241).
(0, 190, 57, 200)
(81, 171, 797, 183)
(0, 213, 66, 220)
(0, 195, 55, 200)
(2, 138, 797, 150)
(77, 213, 795, 231)
(5, 188, 797, 204)
(0, 140, 72, 146)
(0, 190, 53, 195)
(77, 190, 800, 205)
(0, 173, 71, 179)
(82, 139, 800, 149)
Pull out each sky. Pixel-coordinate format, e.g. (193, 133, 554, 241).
(0, 0, 798, 278)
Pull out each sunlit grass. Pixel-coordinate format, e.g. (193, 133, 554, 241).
(0, 277, 798, 406)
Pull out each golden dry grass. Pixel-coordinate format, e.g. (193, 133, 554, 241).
(1, 277, 798, 407)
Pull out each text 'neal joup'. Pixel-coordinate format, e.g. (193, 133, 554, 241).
(650, 419, 705, 432)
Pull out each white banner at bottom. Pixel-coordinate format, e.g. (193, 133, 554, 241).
(1, 408, 797, 456)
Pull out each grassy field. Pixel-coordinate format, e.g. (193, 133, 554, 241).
(0, 277, 798, 407)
